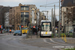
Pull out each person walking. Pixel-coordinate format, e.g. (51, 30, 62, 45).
(9, 29, 11, 33)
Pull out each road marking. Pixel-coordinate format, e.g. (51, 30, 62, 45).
(50, 38, 55, 42)
(50, 38, 70, 45)
(43, 39, 47, 42)
(43, 39, 55, 45)
(43, 38, 69, 45)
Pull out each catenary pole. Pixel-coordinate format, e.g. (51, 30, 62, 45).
(58, 0, 60, 37)
(54, 5, 55, 37)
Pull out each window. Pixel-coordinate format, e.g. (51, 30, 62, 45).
(25, 15, 29, 17)
(21, 12, 24, 15)
(21, 6, 29, 10)
(24, 6, 29, 10)
(21, 12, 29, 17)
(21, 20, 23, 22)
(42, 23, 50, 31)
(73, 0, 75, 3)
(21, 6, 24, 10)
(24, 12, 29, 15)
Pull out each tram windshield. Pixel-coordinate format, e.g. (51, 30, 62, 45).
(41, 23, 50, 31)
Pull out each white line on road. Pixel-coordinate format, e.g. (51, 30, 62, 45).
(43, 38, 70, 45)
(43, 39, 55, 45)
(50, 38, 55, 42)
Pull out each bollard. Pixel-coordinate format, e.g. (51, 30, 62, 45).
(64, 35, 67, 42)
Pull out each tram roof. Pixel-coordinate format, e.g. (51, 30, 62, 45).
(41, 20, 51, 22)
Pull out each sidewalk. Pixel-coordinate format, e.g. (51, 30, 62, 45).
(66, 38, 75, 44)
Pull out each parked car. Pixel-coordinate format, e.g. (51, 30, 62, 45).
(69, 30, 73, 33)
(14, 30, 22, 36)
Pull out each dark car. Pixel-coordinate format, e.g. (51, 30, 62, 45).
(14, 30, 22, 36)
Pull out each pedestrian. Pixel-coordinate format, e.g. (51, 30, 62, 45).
(9, 29, 11, 33)
(1, 30, 2, 34)
(33, 26, 36, 35)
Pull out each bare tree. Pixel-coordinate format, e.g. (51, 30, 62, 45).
(15, 13, 21, 30)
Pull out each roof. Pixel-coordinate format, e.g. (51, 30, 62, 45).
(62, 0, 75, 7)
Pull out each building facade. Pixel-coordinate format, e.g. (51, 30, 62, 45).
(4, 12, 9, 29)
(61, 0, 75, 32)
(0, 6, 12, 28)
(9, 3, 41, 30)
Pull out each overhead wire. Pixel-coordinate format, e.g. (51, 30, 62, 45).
(45, 0, 48, 10)
(41, 2, 59, 6)
(45, 0, 48, 19)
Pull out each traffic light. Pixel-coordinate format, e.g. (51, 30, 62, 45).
(0, 25, 2, 31)
(0, 25, 1, 28)
(21, 25, 23, 28)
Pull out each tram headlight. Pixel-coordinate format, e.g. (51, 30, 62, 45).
(49, 32, 52, 34)
(41, 32, 44, 34)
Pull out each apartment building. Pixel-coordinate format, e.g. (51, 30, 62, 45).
(0, 6, 12, 28)
(4, 12, 9, 29)
(61, 0, 75, 32)
(9, 3, 40, 30)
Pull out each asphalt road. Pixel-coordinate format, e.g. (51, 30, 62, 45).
(0, 33, 75, 50)
(0, 33, 56, 50)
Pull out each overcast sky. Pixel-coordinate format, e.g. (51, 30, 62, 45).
(0, 0, 60, 21)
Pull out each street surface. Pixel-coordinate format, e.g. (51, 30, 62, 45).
(0, 33, 75, 50)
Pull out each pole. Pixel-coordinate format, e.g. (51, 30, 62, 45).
(58, 0, 60, 37)
(47, 11, 48, 20)
(63, 8, 65, 33)
(37, 12, 38, 38)
(54, 5, 55, 37)
(32, 10, 34, 24)
(23, 15, 24, 26)
(66, 8, 68, 35)
(51, 8, 53, 34)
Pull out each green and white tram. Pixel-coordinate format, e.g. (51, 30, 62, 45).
(40, 20, 52, 37)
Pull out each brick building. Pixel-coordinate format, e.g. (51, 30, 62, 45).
(9, 3, 41, 30)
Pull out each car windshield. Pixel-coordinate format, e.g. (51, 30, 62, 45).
(22, 28, 28, 29)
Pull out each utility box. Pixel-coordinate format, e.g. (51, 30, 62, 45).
(72, 25, 75, 38)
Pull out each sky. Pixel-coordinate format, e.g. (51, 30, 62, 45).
(0, 0, 60, 21)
